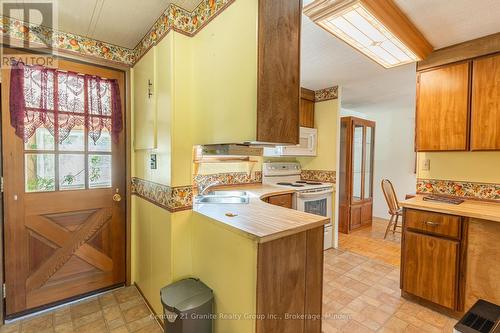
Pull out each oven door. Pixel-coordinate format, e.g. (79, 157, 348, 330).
(296, 190, 332, 225)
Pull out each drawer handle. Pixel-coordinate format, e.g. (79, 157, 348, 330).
(425, 221, 440, 226)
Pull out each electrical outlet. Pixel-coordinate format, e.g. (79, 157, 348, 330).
(422, 159, 430, 171)
(150, 154, 157, 170)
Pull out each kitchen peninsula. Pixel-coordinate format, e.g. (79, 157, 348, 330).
(192, 184, 329, 333)
(400, 195, 500, 315)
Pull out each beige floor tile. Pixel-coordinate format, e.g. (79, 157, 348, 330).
(99, 293, 118, 309)
(54, 321, 73, 333)
(74, 317, 107, 333)
(133, 323, 162, 333)
(114, 287, 141, 304)
(0, 322, 20, 333)
(340, 320, 374, 332)
(70, 299, 101, 320)
(20, 313, 53, 333)
(126, 316, 158, 332)
(72, 311, 103, 330)
(378, 316, 409, 332)
(122, 303, 151, 324)
(109, 327, 129, 333)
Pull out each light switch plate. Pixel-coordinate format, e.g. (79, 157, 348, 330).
(150, 154, 157, 169)
(422, 159, 430, 171)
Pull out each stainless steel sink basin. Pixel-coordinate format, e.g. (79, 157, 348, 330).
(194, 191, 249, 204)
(207, 190, 248, 197)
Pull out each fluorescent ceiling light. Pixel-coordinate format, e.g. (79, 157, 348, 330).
(304, 0, 433, 68)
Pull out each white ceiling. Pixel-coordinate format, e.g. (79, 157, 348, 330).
(301, 0, 500, 109)
(4, 0, 201, 49)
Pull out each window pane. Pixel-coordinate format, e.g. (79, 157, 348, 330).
(25, 154, 55, 192)
(89, 154, 112, 188)
(59, 115, 85, 151)
(59, 154, 85, 190)
(89, 130, 111, 152)
(352, 125, 363, 200)
(364, 127, 373, 199)
(25, 127, 54, 150)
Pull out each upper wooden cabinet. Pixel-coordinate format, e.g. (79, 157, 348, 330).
(257, 0, 301, 144)
(471, 54, 500, 150)
(300, 88, 315, 128)
(416, 62, 470, 151)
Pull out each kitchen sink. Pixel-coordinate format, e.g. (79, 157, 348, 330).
(194, 191, 249, 204)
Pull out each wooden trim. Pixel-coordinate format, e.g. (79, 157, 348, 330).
(361, 0, 433, 60)
(417, 32, 500, 71)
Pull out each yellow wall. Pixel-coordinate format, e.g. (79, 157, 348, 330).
(417, 152, 500, 183)
(130, 1, 260, 330)
(297, 98, 339, 171)
(171, 0, 259, 186)
(191, 213, 257, 333)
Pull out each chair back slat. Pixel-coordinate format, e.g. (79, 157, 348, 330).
(381, 179, 400, 215)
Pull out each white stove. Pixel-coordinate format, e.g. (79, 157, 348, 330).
(263, 162, 333, 249)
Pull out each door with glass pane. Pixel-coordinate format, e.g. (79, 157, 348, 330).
(339, 117, 375, 233)
(2, 55, 126, 316)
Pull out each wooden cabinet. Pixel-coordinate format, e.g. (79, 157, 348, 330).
(402, 231, 459, 309)
(416, 62, 470, 151)
(402, 208, 465, 311)
(267, 193, 293, 209)
(415, 52, 500, 152)
(339, 117, 375, 234)
(471, 54, 500, 150)
(257, 0, 301, 144)
(300, 88, 315, 128)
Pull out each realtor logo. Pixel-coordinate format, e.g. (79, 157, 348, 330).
(1, 0, 58, 68)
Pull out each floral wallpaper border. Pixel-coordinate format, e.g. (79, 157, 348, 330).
(417, 178, 500, 202)
(193, 171, 262, 188)
(0, 0, 236, 66)
(301, 170, 336, 184)
(131, 177, 193, 212)
(315, 86, 339, 102)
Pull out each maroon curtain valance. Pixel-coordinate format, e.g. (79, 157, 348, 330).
(9, 60, 123, 144)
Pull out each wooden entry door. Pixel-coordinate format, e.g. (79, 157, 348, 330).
(1, 57, 126, 316)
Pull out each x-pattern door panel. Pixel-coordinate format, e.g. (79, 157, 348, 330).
(2, 53, 126, 316)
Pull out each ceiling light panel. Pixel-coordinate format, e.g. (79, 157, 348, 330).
(305, 0, 427, 68)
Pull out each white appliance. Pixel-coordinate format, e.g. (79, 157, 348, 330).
(262, 162, 333, 249)
(263, 127, 317, 157)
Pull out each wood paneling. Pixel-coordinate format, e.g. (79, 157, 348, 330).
(304, 228, 323, 333)
(416, 62, 470, 151)
(405, 209, 461, 239)
(256, 227, 323, 333)
(268, 193, 293, 209)
(417, 32, 500, 71)
(257, 0, 301, 144)
(301, 87, 315, 102)
(471, 54, 500, 150)
(256, 232, 306, 333)
(465, 219, 500, 310)
(402, 231, 459, 309)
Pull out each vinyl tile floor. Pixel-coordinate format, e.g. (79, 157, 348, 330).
(324, 218, 457, 332)
(0, 286, 162, 333)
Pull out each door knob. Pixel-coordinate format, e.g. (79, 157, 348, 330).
(113, 193, 122, 202)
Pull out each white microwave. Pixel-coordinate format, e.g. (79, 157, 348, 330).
(263, 127, 317, 156)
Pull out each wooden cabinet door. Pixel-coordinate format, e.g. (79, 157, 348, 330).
(257, 0, 301, 144)
(300, 88, 315, 128)
(268, 194, 293, 209)
(402, 232, 459, 309)
(471, 54, 500, 150)
(416, 63, 470, 151)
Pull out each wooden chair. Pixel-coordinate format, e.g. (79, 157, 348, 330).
(381, 179, 403, 239)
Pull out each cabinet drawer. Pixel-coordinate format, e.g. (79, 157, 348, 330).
(405, 209, 461, 239)
(268, 194, 293, 209)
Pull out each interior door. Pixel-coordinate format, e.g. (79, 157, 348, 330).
(2, 56, 126, 316)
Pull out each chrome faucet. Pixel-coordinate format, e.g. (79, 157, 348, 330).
(197, 180, 220, 195)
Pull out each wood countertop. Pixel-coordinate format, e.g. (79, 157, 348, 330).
(192, 184, 332, 243)
(400, 195, 500, 223)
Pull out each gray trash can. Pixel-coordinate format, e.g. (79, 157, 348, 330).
(160, 278, 214, 333)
